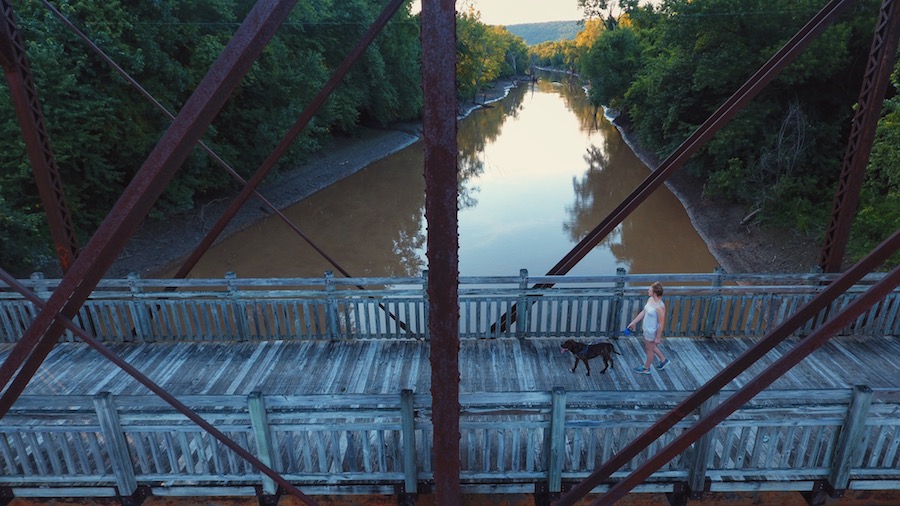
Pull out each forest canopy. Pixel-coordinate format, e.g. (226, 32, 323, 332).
(561, 0, 899, 268)
(0, 0, 526, 276)
(2, 0, 896, 275)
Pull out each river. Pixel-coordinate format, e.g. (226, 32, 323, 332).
(170, 74, 717, 279)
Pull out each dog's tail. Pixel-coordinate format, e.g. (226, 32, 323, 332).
(613, 349, 622, 355)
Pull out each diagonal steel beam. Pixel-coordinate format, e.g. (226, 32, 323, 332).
(591, 249, 900, 505)
(556, 228, 900, 505)
(0, 0, 298, 419)
(172, 0, 407, 280)
(1, 0, 79, 272)
(38, 0, 408, 332)
(494, 0, 855, 333)
(0, 268, 317, 505)
(819, 0, 900, 272)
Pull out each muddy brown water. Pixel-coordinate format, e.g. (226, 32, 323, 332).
(167, 75, 717, 279)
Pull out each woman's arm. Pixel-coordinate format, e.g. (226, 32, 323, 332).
(628, 307, 646, 330)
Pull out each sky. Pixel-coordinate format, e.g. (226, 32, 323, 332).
(409, 0, 585, 26)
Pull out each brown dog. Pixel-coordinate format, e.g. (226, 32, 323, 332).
(561, 339, 621, 376)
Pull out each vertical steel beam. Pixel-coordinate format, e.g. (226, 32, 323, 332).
(819, 0, 900, 272)
(0, 0, 297, 418)
(422, 0, 461, 504)
(555, 228, 900, 506)
(0, 0, 79, 272)
(171, 0, 407, 280)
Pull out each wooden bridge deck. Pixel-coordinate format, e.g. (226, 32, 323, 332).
(11, 333, 899, 397)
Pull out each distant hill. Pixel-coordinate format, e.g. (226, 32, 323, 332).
(504, 20, 580, 46)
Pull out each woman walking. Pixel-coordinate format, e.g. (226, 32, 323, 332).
(628, 281, 670, 374)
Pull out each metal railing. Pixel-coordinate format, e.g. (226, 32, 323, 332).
(1, 270, 897, 343)
(0, 387, 897, 497)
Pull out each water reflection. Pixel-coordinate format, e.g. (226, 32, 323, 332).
(458, 84, 527, 210)
(170, 73, 716, 279)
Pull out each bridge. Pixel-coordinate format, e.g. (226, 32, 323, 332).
(1, 272, 898, 504)
(3, 0, 900, 504)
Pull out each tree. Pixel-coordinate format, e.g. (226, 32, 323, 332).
(456, 8, 527, 103)
(850, 60, 900, 267)
(581, 25, 643, 108)
(0, 0, 424, 275)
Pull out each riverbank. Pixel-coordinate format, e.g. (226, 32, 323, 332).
(606, 111, 820, 275)
(106, 80, 518, 279)
(106, 78, 817, 279)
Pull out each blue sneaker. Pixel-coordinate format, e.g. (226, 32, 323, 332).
(634, 366, 651, 375)
(656, 359, 670, 370)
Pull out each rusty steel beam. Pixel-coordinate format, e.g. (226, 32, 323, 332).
(494, 0, 855, 333)
(592, 247, 900, 505)
(557, 228, 900, 506)
(172, 0, 407, 281)
(0, 0, 297, 422)
(36, 0, 351, 280)
(38, 0, 407, 331)
(0, 267, 318, 506)
(1, 0, 79, 272)
(422, 0, 461, 503)
(819, 0, 900, 272)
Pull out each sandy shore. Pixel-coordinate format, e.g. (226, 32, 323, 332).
(107, 79, 817, 279)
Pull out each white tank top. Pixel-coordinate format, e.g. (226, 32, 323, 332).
(643, 300, 663, 334)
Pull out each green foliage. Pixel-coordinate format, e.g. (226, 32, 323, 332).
(581, 26, 643, 108)
(850, 64, 900, 268)
(577, 0, 894, 267)
(0, 0, 422, 275)
(456, 9, 527, 102)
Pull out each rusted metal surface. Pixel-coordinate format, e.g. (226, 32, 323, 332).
(0, 267, 318, 506)
(0, 0, 297, 425)
(557, 227, 900, 506)
(422, 0, 461, 503)
(38, 0, 406, 330)
(495, 0, 855, 333)
(591, 244, 900, 505)
(819, 0, 900, 272)
(1, 0, 79, 272)
(172, 0, 407, 280)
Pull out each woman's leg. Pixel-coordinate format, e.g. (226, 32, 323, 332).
(650, 342, 666, 362)
(643, 340, 654, 368)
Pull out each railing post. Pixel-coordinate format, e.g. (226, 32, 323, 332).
(248, 391, 277, 495)
(29, 272, 50, 300)
(226, 272, 250, 340)
(703, 267, 726, 338)
(127, 272, 149, 341)
(687, 393, 719, 499)
(610, 268, 626, 337)
(27, 273, 47, 340)
(516, 269, 528, 340)
(802, 265, 825, 338)
(324, 271, 339, 339)
(547, 387, 567, 494)
(400, 389, 418, 496)
(93, 392, 137, 497)
(422, 270, 430, 341)
(827, 385, 874, 497)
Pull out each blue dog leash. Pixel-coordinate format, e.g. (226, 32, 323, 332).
(578, 339, 613, 356)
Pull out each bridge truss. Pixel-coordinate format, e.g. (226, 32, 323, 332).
(1, 0, 899, 505)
